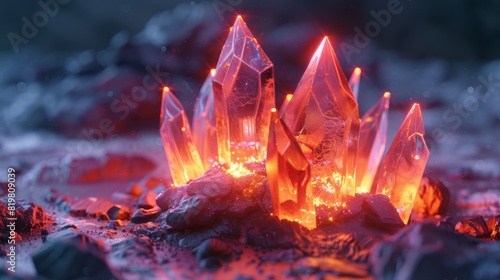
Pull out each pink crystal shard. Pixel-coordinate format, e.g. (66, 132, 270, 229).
(281, 37, 360, 207)
(192, 69, 218, 169)
(355, 92, 390, 193)
(279, 94, 293, 115)
(348, 67, 361, 100)
(266, 109, 316, 229)
(160, 87, 204, 186)
(372, 103, 430, 224)
(212, 16, 275, 164)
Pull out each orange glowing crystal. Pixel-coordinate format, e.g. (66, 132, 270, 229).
(192, 69, 218, 169)
(371, 103, 430, 223)
(160, 87, 205, 186)
(355, 92, 390, 193)
(281, 37, 360, 206)
(348, 67, 361, 100)
(266, 109, 316, 229)
(212, 16, 275, 164)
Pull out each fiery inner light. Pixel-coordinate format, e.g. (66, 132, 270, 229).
(159, 16, 429, 229)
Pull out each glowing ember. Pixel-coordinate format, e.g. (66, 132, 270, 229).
(281, 37, 360, 206)
(355, 92, 390, 193)
(371, 103, 430, 224)
(348, 67, 361, 100)
(266, 108, 316, 229)
(160, 87, 204, 186)
(192, 69, 217, 169)
(212, 16, 275, 165)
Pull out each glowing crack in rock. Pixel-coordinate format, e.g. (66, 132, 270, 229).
(371, 103, 430, 224)
(192, 69, 218, 169)
(160, 87, 204, 186)
(266, 109, 316, 230)
(212, 16, 275, 165)
(355, 92, 390, 193)
(348, 67, 361, 100)
(281, 37, 360, 207)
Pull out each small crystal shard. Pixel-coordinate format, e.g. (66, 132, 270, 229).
(372, 103, 430, 223)
(355, 92, 390, 193)
(348, 67, 361, 100)
(160, 87, 204, 186)
(212, 16, 275, 164)
(192, 69, 218, 169)
(281, 37, 360, 207)
(266, 109, 316, 229)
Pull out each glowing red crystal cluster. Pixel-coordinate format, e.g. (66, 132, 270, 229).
(160, 17, 429, 228)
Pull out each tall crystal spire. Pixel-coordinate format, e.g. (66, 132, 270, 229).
(348, 67, 361, 100)
(355, 92, 390, 193)
(281, 37, 360, 207)
(266, 109, 316, 229)
(192, 69, 218, 169)
(371, 103, 429, 223)
(212, 16, 275, 164)
(160, 87, 204, 186)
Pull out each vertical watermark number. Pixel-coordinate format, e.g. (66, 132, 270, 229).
(7, 168, 17, 273)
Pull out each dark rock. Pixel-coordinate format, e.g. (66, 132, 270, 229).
(199, 257, 222, 270)
(412, 177, 451, 216)
(41, 229, 49, 236)
(0, 199, 52, 237)
(107, 205, 131, 220)
(455, 216, 489, 238)
(370, 223, 497, 280)
(33, 234, 119, 279)
(131, 206, 161, 224)
(166, 194, 211, 230)
(243, 212, 313, 249)
(108, 220, 124, 229)
(45, 229, 78, 243)
(291, 257, 369, 278)
(110, 236, 155, 259)
(86, 199, 115, 219)
(486, 215, 500, 240)
(68, 197, 95, 217)
(186, 167, 233, 198)
(138, 191, 157, 209)
(193, 238, 232, 263)
(361, 195, 405, 233)
(156, 185, 187, 210)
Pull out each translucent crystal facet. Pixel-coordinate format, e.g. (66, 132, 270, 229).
(160, 87, 204, 186)
(266, 109, 316, 229)
(192, 69, 218, 169)
(281, 37, 360, 207)
(212, 16, 275, 164)
(348, 67, 361, 100)
(279, 94, 293, 115)
(355, 92, 390, 193)
(371, 103, 429, 223)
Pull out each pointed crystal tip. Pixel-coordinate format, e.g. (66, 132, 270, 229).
(210, 69, 216, 77)
(354, 67, 361, 76)
(384, 91, 390, 98)
(163, 86, 170, 92)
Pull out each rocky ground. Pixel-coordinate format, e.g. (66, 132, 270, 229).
(0, 130, 499, 280)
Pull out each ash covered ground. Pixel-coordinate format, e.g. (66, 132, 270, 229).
(1, 1, 500, 279)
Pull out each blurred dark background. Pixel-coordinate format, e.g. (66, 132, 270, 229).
(1, 0, 499, 150)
